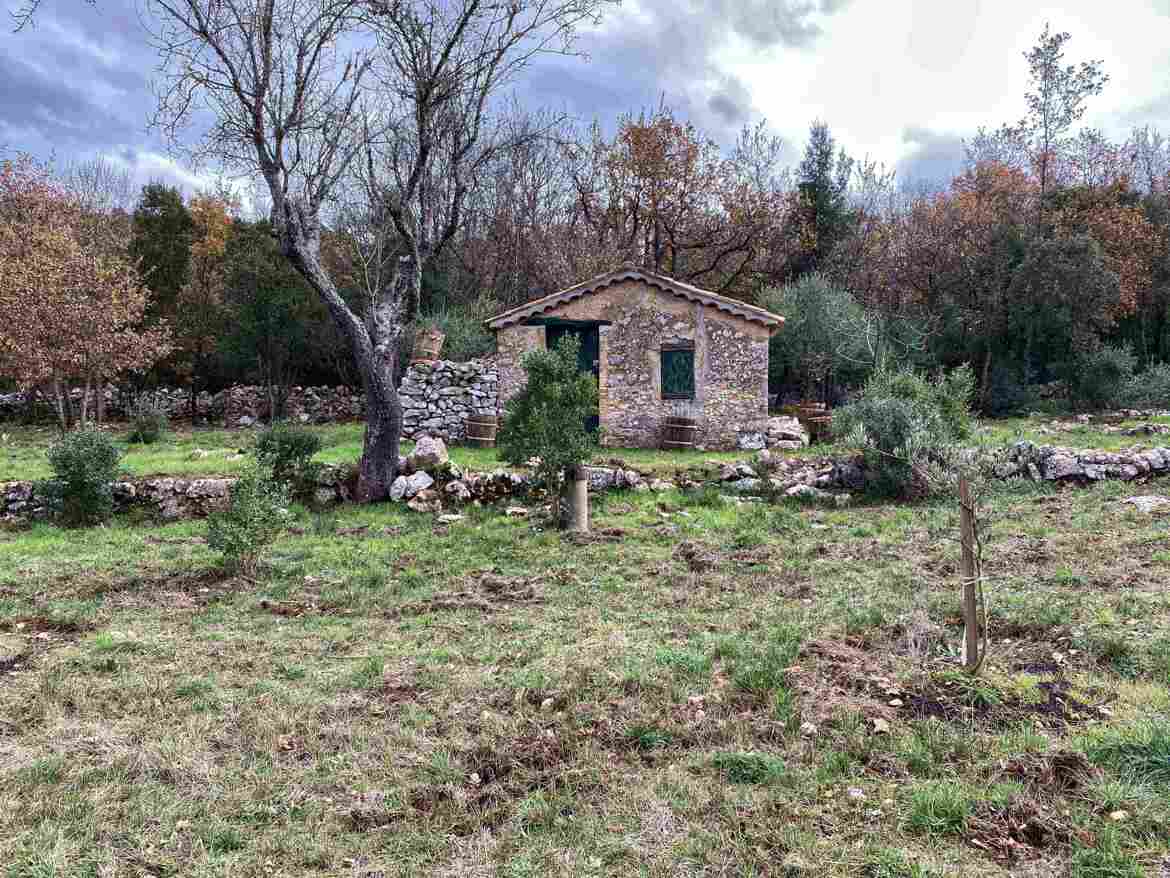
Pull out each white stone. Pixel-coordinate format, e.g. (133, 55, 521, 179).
(1121, 495, 1170, 513)
(736, 432, 766, 451)
(408, 436, 449, 471)
(403, 471, 435, 498)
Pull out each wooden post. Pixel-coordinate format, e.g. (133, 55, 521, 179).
(959, 476, 980, 673)
(563, 465, 589, 533)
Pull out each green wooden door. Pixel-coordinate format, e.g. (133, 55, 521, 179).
(545, 323, 600, 432)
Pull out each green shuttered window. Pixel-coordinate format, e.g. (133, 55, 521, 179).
(661, 346, 695, 399)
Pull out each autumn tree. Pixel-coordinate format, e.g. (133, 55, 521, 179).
(148, 0, 616, 501)
(178, 194, 234, 420)
(0, 157, 172, 430)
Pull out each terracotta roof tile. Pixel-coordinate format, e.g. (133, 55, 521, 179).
(485, 267, 784, 330)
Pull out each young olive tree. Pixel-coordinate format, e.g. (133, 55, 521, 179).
(497, 335, 598, 531)
(146, 0, 614, 501)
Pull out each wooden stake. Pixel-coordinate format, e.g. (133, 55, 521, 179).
(959, 476, 980, 673)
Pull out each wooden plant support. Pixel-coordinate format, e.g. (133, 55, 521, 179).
(959, 477, 985, 674)
(563, 465, 589, 533)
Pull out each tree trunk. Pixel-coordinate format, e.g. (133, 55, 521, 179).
(355, 357, 402, 503)
(96, 380, 105, 428)
(190, 348, 200, 424)
(51, 378, 68, 433)
(274, 195, 405, 502)
(80, 373, 92, 429)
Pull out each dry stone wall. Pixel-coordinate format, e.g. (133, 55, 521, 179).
(0, 360, 501, 438)
(399, 359, 498, 442)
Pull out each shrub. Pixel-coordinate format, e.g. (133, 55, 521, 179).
(253, 421, 322, 499)
(1065, 345, 1136, 411)
(832, 365, 975, 498)
(206, 464, 291, 575)
(497, 334, 598, 519)
(40, 429, 124, 526)
(1125, 361, 1170, 409)
(126, 398, 169, 444)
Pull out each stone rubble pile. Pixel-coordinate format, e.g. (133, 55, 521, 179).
(736, 416, 810, 451)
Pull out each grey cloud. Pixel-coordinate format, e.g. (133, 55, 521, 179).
(5, 0, 855, 185)
(707, 75, 754, 126)
(522, 0, 854, 138)
(894, 127, 966, 188)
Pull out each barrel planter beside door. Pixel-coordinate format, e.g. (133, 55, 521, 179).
(662, 416, 699, 450)
(465, 414, 498, 448)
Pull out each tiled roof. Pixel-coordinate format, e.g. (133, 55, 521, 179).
(485, 267, 785, 330)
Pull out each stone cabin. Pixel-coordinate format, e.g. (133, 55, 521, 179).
(486, 267, 784, 450)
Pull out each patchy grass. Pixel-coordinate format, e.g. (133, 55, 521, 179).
(0, 452, 1167, 874)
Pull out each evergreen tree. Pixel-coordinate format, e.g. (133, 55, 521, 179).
(129, 183, 195, 326)
(795, 121, 855, 277)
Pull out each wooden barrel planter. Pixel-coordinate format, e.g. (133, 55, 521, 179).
(662, 416, 699, 451)
(805, 415, 834, 443)
(465, 414, 498, 448)
(411, 328, 445, 364)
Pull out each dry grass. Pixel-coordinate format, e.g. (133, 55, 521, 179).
(0, 465, 1168, 876)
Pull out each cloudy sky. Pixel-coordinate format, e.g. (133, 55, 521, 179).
(4, 0, 1170, 197)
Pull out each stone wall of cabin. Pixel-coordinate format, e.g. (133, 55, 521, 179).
(494, 280, 771, 450)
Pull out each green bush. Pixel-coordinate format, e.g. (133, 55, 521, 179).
(832, 365, 975, 498)
(40, 429, 124, 526)
(1125, 361, 1170, 409)
(1065, 345, 1136, 411)
(253, 421, 322, 499)
(126, 399, 169, 444)
(207, 464, 291, 574)
(497, 334, 598, 506)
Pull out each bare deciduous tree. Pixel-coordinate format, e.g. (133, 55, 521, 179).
(147, 0, 614, 500)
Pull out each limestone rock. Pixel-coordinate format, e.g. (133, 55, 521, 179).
(389, 475, 410, 501)
(648, 479, 674, 492)
(1042, 454, 1084, 480)
(407, 493, 442, 514)
(736, 432, 766, 451)
(765, 415, 809, 447)
(584, 466, 618, 491)
(1121, 495, 1170, 513)
(727, 477, 763, 493)
(408, 436, 449, 471)
(444, 480, 472, 502)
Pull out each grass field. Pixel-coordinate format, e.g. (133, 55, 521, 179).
(1, 465, 1168, 875)
(1, 411, 1166, 483)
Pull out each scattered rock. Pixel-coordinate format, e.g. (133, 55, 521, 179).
(505, 506, 529, 517)
(402, 471, 434, 499)
(736, 431, 766, 451)
(437, 513, 465, 524)
(444, 480, 472, 502)
(648, 479, 673, 492)
(408, 435, 449, 471)
(236, 415, 255, 427)
(1121, 495, 1170, 513)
